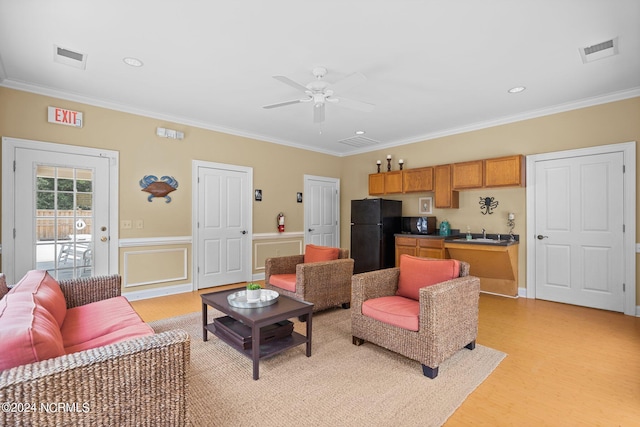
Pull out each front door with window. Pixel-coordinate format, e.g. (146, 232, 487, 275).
(2, 138, 117, 283)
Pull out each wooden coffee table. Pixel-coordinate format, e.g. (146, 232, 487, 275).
(201, 288, 313, 380)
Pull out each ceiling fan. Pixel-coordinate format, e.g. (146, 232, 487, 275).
(263, 66, 375, 124)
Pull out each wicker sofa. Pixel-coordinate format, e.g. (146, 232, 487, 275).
(0, 272, 190, 426)
(351, 257, 480, 378)
(265, 246, 354, 312)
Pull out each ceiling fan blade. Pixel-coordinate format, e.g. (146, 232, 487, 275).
(313, 103, 325, 123)
(273, 75, 309, 93)
(333, 96, 375, 112)
(330, 72, 367, 94)
(263, 99, 303, 109)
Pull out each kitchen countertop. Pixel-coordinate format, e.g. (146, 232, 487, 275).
(395, 229, 461, 239)
(396, 232, 519, 246)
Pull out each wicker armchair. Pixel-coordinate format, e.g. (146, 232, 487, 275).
(0, 274, 190, 426)
(265, 248, 354, 312)
(0, 274, 8, 299)
(351, 258, 480, 378)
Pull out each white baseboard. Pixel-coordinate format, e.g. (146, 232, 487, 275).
(253, 272, 266, 282)
(123, 282, 193, 301)
(480, 290, 519, 299)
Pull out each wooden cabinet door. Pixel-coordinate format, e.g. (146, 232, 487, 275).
(384, 171, 403, 193)
(369, 173, 385, 195)
(434, 164, 459, 208)
(484, 155, 525, 187)
(395, 237, 417, 266)
(453, 160, 484, 189)
(418, 238, 447, 259)
(402, 167, 433, 192)
(417, 247, 446, 259)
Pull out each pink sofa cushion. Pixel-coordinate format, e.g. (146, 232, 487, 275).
(268, 274, 297, 292)
(362, 296, 420, 331)
(64, 324, 156, 354)
(61, 296, 153, 350)
(0, 292, 66, 371)
(396, 255, 460, 301)
(9, 270, 67, 327)
(304, 244, 339, 263)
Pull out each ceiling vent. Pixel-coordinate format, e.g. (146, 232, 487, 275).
(579, 37, 618, 64)
(53, 45, 87, 70)
(337, 135, 381, 147)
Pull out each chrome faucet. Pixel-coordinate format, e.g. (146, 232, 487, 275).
(482, 228, 486, 239)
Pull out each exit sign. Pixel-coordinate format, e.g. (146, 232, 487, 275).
(47, 106, 83, 128)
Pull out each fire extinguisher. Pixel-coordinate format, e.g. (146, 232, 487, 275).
(277, 212, 285, 233)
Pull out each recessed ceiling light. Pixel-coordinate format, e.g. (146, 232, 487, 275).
(123, 57, 143, 67)
(355, 130, 366, 135)
(508, 86, 526, 94)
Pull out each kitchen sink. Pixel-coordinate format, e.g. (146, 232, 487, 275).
(450, 238, 509, 244)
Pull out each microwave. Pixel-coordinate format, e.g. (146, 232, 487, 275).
(401, 216, 437, 235)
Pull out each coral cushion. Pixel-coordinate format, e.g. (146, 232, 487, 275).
(61, 296, 153, 350)
(0, 292, 66, 371)
(304, 244, 340, 263)
(362, 296, 420, 331)
(396, 255, 460, 301)
(64, 324, 155, 354)
(268, 274, 297, 292)
(9, 270, 67, 327)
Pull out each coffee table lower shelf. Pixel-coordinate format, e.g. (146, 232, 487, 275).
(206, 322, 307, 359)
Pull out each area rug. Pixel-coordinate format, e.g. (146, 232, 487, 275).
(150, 309, 506, 427)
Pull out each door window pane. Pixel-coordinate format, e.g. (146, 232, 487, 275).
(35, 165, 95, 279)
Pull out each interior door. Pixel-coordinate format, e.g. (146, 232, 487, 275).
(304, 175, 340, 247)
(534, 152, 624, 312)
(195, 162, 252, 289)
(4, 142, 113, 282)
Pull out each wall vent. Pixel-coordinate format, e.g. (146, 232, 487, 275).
(579, 37, 618, 64)
(337, 135, 381, 147)
(53, 45, 87, 70)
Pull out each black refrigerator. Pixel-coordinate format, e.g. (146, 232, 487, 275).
(350, 198, 402, 274)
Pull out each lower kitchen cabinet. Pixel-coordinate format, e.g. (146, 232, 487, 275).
(395, 236, 447, 266)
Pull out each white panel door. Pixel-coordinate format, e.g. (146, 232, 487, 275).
(534, 152, 624, 311)
(196, 163, 251, 289)
(304, 175, 339, 247)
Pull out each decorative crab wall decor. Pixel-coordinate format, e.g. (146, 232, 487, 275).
(140, 175, 179, 203)
(479, 196, 499, 215)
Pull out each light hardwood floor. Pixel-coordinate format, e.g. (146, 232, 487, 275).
(131, 284, 640, 426)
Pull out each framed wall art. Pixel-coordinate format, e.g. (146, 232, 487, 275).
(418, 197, 433, 215)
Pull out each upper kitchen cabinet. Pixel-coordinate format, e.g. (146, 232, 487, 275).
(484, 155, 525, 187)
(434, 164, 459, 208)
(402, 167, 433, 193)
(369, 173, 385, 195)
(452, 160, 484, 190)
(368, 171, 403, 195)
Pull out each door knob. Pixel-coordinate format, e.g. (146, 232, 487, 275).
(537, 235, 548, 240)
(100, 236, 108, 242)
(241, 230, 247, 235)
(308, 228, 314, 232)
